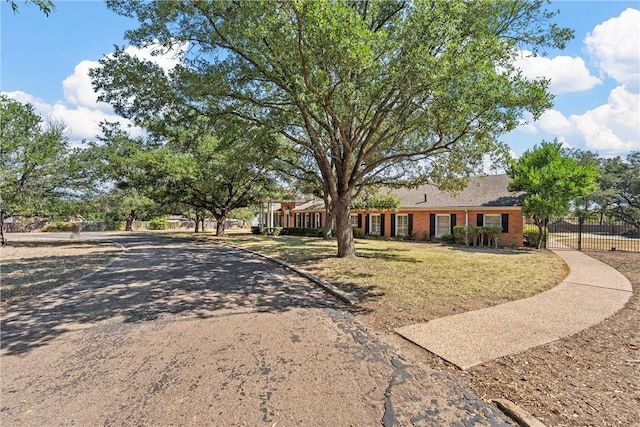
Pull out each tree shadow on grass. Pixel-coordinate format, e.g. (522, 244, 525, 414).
(0, 235, 368, 357)
(1, 253, 118, 308)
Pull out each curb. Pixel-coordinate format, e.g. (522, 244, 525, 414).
(222, 244, 359, 305)
(492, 399, 546, 427)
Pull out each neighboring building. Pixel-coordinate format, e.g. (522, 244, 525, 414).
(268, 175, 525, 246)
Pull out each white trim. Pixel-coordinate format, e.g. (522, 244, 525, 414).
(483, 213, 502, 227)
(435, 214, 450, 238)
(396, 214, 409, 236)
(370, 214, 381, 235)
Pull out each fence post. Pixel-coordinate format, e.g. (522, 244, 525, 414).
(578, 216, 583, 251)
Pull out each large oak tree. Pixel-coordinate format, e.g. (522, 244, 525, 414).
(94, 0, 572, 256)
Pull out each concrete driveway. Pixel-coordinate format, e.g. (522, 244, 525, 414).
(1, 234, 513, 426)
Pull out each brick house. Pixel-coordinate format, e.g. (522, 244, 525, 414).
(270, 175, 525, 246)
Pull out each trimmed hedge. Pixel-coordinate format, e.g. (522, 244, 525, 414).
(279, 227, 323, 237)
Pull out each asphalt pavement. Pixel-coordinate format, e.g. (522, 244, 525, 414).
(1, 233, 514, 426)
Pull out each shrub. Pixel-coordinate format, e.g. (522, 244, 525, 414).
(41, 221, 73, 232)
(453, 225, 502, 247)
(263, 227, 282, 236)
(353, 228, 365, 238)
(251, 226, 261, 235)
(280, 227, 322, 237)
(440, 233, 456, 244)
(524, 224, 548, 248)
(483, 226, 502, 247)
(104, 216, 121, 231)
(149, 216, 168, 230)
(453, 225, 474, 245)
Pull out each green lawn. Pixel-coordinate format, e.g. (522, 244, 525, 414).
(205, 233, 568, 328)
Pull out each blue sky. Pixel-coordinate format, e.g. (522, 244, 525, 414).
(2, 0, 639, 158)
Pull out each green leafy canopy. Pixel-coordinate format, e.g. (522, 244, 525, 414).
(95, 0, 573, 256)
(508, 140, 599, 220)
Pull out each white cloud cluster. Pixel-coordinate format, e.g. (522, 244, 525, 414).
(3, 42, 188, 143)
(513, 8, 640, 156)
(513, 51, 601, 94)
(586, 8, 640, 89)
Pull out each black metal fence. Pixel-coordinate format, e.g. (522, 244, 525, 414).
(528, 217, 640, 252)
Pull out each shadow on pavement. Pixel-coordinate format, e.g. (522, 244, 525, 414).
(1, 236, 344, 356)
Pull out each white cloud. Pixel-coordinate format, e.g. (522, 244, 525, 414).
(537, 109, 574, 135)
(514, 111, 539, 134)
(571, 85, 640, 153)
(122, 42, 188, 71)
(3, 43, 188, 142)
(62, 60, 110, 110)
(585, 8, 640, 89)
(510, 9, 640, 157)
(513, 50, 601, 94)
(520, 86, 639, 155)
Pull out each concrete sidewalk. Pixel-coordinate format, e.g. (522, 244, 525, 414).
(395, 248, 633, 370)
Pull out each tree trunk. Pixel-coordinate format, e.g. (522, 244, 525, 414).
(125, 210, 135, 231)
(216, 215, 226, 237)
(334, 196, 355, 257)
(0, 209, 7, 246)
(322, 208, 334, 240)
(194, 213, 201, 233)
(535, 217, 548, 249)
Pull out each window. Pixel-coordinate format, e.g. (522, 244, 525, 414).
(314, 213, 321, 228)
(350, 214, 359, 227)
(370, 214, 381, 235)
(483, 214, 502, 228)
(304, 213, 310, 228)
(396, 215, 409, 236)
(295, 213, 301, 228)
(435, 214, 450, 237)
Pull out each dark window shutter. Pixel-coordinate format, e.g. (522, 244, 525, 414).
(357, 213, 362, 228)
(318, 213, 322, 228)
(390, 214, 396, 237)
(408, 214, 414, 235)
(380, 213, 385, 236)
(501, 213, 509, 233)
(429, 214, 436, 238)
(365, 214, 370, 235)
(477, 213, 484, 226)
(450, 213, 456, 234)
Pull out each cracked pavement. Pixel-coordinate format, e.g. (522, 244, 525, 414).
(1, 235, 514, 426)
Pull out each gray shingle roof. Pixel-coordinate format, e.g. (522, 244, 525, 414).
(292, 200, 325, 211)
(391, 175, 524, 209)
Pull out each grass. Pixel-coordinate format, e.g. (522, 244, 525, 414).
(0, 241, 122, 308)
(205, 233, 569, 328)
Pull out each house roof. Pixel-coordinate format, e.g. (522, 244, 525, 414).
(291, 200, 325, 211)
(391, 175, 524, 209)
